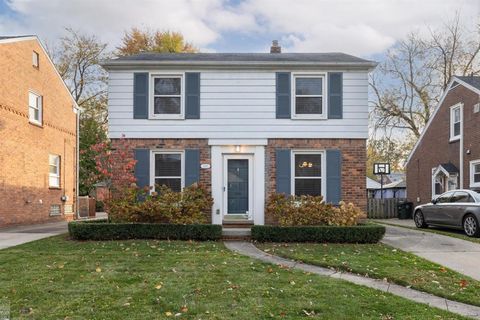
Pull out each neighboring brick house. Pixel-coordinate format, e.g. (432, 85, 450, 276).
(406, 76, 480, 205)
(0, 35, 79, 227)
(102, 41, 377, 225)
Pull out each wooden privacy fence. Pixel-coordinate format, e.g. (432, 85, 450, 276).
(367, 198, 406, 219)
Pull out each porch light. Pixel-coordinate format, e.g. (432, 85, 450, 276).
(235, 145, 241, 152)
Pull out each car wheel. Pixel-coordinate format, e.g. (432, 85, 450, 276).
(414, 210, 428, 228)
(463, 214, 480, 238)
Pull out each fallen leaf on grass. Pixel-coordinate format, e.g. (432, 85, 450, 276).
(459, 280, 468, 288)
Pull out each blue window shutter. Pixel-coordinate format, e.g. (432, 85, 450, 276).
(328, 72, 343, 119)
(276, 149, 291, 194)
(276, 72, 291, 119)
(185, 72, 200, 119)
(133, 72, 148, 119)
(326, 149, 342, 204)
(134, 149, 150, 188)
(185, 149, 200, 186)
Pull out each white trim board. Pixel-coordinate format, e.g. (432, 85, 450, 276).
(406, 76, 480, 165)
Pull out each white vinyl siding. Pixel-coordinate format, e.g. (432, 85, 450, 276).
(108, 70, 369, 139)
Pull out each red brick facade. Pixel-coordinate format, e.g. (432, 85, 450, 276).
(0, 38, 77, 227)
(112, 138, 366, 225)
(406, 83, 480, 205)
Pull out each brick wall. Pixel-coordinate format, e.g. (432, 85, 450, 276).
(110, 138, 212, 222)
(0, 39, 77, 227)
(266, 139, 367, 224)
(406, 84, 480, 205)
(112, 138, 366, 225)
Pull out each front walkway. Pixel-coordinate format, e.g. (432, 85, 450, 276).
(225, 241, 480, 319)
(380, 224, 480, 281)
(0, 221, 68, 250)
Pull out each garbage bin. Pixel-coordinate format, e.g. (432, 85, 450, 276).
(397, 201, 413, 220)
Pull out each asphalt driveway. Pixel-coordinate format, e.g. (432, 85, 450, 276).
(381, 224, 480, 281)
(0, 221, 68, 250)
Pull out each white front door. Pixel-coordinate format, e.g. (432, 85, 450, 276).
(223, 154, 254, 220)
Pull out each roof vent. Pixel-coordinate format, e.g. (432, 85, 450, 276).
(270, 40, 281, 54)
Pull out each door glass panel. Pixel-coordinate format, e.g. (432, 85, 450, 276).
(227, 159, 249, 214)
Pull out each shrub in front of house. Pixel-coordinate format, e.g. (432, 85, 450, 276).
(257, 194, 382, 243)
(107, 184, 213, 224)
(251, 224, 385, 243)
(266, 193, 365, 226)
(68, 221, 222, 241)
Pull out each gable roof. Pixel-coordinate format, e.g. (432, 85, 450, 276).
(102, 52, 377, 69)
(0, 35, 79, 110)
(439, 163, 459, 174)
(455, 76, 480, 90)
(0, 35, 34, 40)
(405, 76, 480, 165)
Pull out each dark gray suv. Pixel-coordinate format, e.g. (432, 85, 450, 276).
(413, 190, 480, 237)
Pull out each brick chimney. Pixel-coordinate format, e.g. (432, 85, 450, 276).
(270, 40, 281, 53)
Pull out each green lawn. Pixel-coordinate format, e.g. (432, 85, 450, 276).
(257, 242, 480, 308)
(0, 236, 467, 319)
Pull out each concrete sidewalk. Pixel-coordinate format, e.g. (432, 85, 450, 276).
(0, 221, 68, 250)
(225, 241, 480, 319)
(381, 224, 480, 280)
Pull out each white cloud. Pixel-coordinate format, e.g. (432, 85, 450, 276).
(0, 0, 478, 56)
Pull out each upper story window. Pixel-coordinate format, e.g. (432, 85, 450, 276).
(49, 154, 60, 188)
(28, 91, 43, 125)
(32, 51, 39, 68)
(150, 75, 184, 119)
(470, 160, 480, 188)
(292, 74, 326, 119)
(450, 104, 462, 141)
(152, 152, 184, 192)
(292, 151, 324, 196)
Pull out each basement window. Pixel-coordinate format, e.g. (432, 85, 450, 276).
(50, 204, 61, 216)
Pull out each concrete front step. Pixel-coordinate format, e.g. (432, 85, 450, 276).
(222, 228, 250, 240)
(222, 220, 254, 229)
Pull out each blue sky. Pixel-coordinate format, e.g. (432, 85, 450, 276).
(1, 0, 478, 59)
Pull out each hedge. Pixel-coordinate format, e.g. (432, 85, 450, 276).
(68, 221, 222, 241)
(251, 224, 385, 243)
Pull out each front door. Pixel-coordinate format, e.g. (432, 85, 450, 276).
(223, 155, 253, 219)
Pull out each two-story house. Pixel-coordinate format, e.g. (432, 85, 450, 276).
(0, 35, 78, 227)
(406, 76, 480, 204)
(102, 42, 376, 225)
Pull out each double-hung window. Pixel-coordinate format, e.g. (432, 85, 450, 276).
(49, 154, 60, 188)
(153, 152, 184, 192)
(450, 104, 461, 141)
(292, 74, 326, 119)
(470, 160, 480, 188)
(28, 91, 42, 125)
(292, 151, 324, 196)
(151, 75, 183, 119)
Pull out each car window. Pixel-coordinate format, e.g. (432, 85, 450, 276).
(436, 192, 454, 203)
(451, 192, 475, 203)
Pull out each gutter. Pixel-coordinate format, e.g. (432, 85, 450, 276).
(100, 60, 378, 71)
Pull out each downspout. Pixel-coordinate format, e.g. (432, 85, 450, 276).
(459, 103, 464, 189)
(75, 106, 80, 219)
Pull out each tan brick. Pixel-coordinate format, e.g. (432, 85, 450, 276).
(0, 38, 77, 227)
